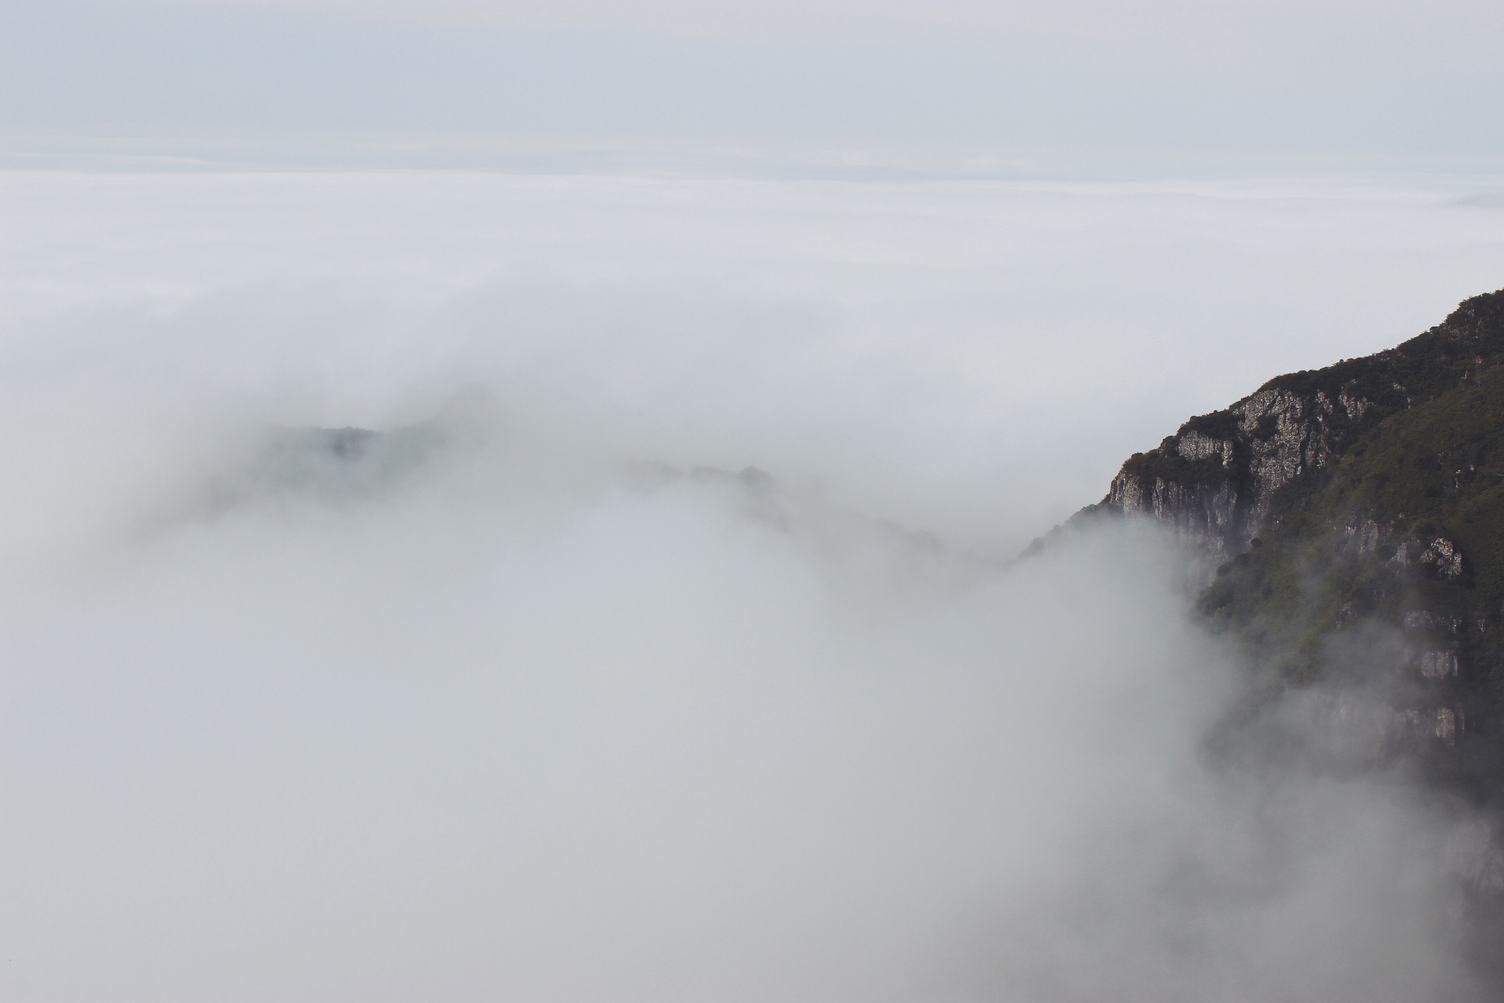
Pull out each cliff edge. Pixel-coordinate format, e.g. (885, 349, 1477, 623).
(1076, 288, 1504, 799)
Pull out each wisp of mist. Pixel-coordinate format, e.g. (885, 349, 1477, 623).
(3, 170, 1503, 1001)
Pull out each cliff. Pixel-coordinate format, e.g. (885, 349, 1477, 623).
(1088, 291, 1504, 567)
(1077, 289, 1504, 801)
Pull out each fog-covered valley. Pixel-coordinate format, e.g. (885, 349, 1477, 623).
(4, 170, 1504, 1000)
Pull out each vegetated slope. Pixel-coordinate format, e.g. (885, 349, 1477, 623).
(1080, 289, 1504, 802)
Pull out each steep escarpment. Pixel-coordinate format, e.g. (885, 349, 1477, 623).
(1086, 290, 1504, 573)
(1080, 289, 1504, 799)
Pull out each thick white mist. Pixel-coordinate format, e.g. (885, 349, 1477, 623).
(2, 170, 1501, 1001)
(2, 425, 1488, 1001)
(4, 170, 1503, 552)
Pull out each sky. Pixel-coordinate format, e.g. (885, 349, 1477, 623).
(5, 0, 1504, 171)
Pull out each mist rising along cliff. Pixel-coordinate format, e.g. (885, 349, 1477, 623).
(1078, 289, 1504, 797)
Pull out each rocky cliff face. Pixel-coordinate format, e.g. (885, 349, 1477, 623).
(1090, 290, 1504, 578)
(1100, 382, 1364, 573)
(1076, 288, 1504, 800)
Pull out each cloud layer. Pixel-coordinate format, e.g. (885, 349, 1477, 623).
(2, 170, 1503, 1000)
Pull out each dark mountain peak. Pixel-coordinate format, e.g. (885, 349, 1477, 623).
(1435, 287, 1504, 342)
(1087, 290, 1504, 573)
(1071, 286, 1504, 802)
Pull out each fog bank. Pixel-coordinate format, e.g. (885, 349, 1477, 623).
(2, 170, 1502, 1000)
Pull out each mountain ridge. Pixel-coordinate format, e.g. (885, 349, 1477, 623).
(1069, 287, 1504, 802)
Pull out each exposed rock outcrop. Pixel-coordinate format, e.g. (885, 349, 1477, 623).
(1422, 537, 1466, 578)
(1419, 650, 1461, 680)
(1086, 289, 1504, 581)
(1097, 382, 1364, 577)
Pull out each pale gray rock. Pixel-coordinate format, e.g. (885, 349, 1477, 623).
(1419, 650, 1462, 680)
(1421, 537, 1466, 578)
